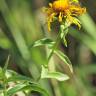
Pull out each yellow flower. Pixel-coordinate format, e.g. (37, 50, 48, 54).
(43, 0, 86, 31)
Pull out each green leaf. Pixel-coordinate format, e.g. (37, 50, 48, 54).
(3, 55, 10, 74)
(70, 27, 96, 55)
(0, 67, 3, 79)
(5, 70, 34, 83)
(7, 83, 49, 96)
(7, 84, 25, 96)
(0, 84, 4, 90)
(63, 37, 67, 47)
(60, 25, 68, 47)
(0, 29, 12, 49)
(80, 13, 96, 40)
(54, 50, 73, 73)
(41, 66, 69, 81)
(30, 38, 55, 48)
(7, 75, 34, 83)
(0, 0, 31, 61)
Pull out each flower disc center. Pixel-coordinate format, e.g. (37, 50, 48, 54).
(52, 0, 69, 11)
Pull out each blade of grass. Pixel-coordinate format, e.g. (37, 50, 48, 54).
(0, 0, 31, 61)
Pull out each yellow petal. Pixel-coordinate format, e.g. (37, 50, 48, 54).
(59, 12, 62, 22)
(48, 20, 51, 32)
(49, 3, 52, 8)
(72, 17, 81, 29)
(47, 13, 56, 31)
(66, 15, 81, 29)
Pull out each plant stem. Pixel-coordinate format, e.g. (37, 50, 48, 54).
(46, 25, 63, 96)
(46, 28, 61, 66)
(3, 70, 7, 96)
(46, 24, 69, 66)
(3, 81, 7, 95)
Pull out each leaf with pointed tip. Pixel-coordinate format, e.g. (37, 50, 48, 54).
(5, 70, 34, 83)
(7, 83, 49, 96)
(30, 38, 55, 48)
(41, 66, 69, 81)
(60, 25, 68, 47)
(54, 50, 73, 73)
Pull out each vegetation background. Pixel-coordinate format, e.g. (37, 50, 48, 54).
(0, 0, 96, 96)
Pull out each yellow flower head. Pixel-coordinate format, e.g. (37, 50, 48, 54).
(43, 0, 86, 31)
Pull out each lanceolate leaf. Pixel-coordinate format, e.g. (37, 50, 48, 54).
(30, 38, 55, 48)
(41, 66, 69, 81)
(7, 75, 34, 83)
(5, 70, 34, 83)
(3, 55, 10, 74)
(60, 24, 68, 47)
(54, 50, 73, 73)
(7, 83, 49, 96)
(0, 67, 3, 80)
(7, 84, 25, 96)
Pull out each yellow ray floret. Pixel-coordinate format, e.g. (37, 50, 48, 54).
(43, 0, 86, 31)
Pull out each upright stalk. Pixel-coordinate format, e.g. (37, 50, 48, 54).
(46, 25, 68, 96)
(46, 26, 62, 66)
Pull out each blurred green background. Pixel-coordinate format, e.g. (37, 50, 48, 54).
(0, 0, 96, 96)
